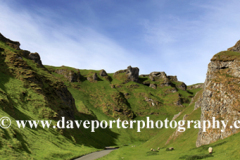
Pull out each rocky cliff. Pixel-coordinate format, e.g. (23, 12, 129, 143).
(0, 33, 20, 50)
(196, 41, 240, 147)
(113, 66, 139, 82)
(0, 33, 76, 119)
(0, 33, 44, 67)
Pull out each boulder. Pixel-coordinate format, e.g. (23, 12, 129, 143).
(114, 66, 139, 82)
(126, 66, 139, 82)
(100, 69, 108, 77)
(149, 72, 168, 81)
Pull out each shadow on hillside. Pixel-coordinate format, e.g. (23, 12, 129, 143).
(29, 70, 119, 149)
(138, 77, 148, 84)
(0, 48, 119, 149)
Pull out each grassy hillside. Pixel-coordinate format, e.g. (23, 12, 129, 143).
(99, 88, 240, 160)
(45, 65, 200, 144)
(0, 35, 206, 160)
(0, 41, 119, 159)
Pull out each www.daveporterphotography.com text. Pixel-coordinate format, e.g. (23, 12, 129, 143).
(1, 116, 238, 133)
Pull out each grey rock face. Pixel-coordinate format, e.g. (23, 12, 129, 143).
(187, 83, 204, 90)
(28, 52, 43, 67)
(195, 55, 240, 147)
(227, 40, 240, 52)
(113, 66, 139, 82)
(93, 73, 98, 80)
(149, 72, 168, 81)
(100, 69, 108, 77)
(20, 50, 44, 68)
(194, 96, 203, 110)
(126, 66, 139, 82)
(168, 76, 178, 81)
(0, 33, 44, 67)
(0, 33, 20, 50)
(149, 72, 172, 86)
(177, 82, 187, 91)
(55, 69, 81, 82)
(174, 94, 182, 106)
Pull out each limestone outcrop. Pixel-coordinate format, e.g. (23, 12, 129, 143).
(227, 40, 240, 52)
(0, 33, 20, 50)
(187, 83, 204, 90)
(126, 66, 139, 82)
(114, 66, 139, 82)
(0, 33, 44, 67)
(196, 42, 240, 147)
(176, 82, 187, 91)
(55, 69, 81, 82)
(100, 69, 108, 77)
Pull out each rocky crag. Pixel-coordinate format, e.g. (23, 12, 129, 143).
(0, 33, 76, 119)
(196, 40, 240, 147)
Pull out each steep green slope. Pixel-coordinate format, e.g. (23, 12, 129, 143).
(45, 65, 197, 144)
(0, 33, 202, 159)
(99, 88, 240, 160)
(0, 39, 118, 159)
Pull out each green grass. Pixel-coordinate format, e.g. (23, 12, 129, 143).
(3, 37, 238, 160)
(0, 42, 116, 159)
(97, 88, 240, 160)
(211, 51, 240, 61)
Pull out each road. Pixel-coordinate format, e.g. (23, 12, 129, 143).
(74, 148, 117, 160)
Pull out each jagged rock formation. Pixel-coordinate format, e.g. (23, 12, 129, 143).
(0, 33, 20, 50)
(100, 69, 108, 77)
(126, 66, 139, 82)
(0, 33, 76, 119)
(174, 94, 183, 106)
(87, 73, 99, 82)
(93, 73, 98, 80)
(168, 76, 178, 81)
(114, 66, 139, 82)
(196, 42, 240, 147)
(149, 72, 168, 81)
(140, 72, 187, 96)
(187, 83, 204, 90)
(227, 40, 240, 52)
(176, 82, 187, 91)
(55, 69, 81, 82)
(0, 33, 44, 67)
(19, 50, 43, 67)
(149, 72, 172, 87)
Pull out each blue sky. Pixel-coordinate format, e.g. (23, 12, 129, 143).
(1, 0, 240, 85)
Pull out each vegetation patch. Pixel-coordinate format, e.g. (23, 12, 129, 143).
(211, 51, 240, 61)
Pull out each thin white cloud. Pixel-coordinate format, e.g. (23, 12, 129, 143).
(1, 0, 240, 85)
(0, 1, 139, 74)
(139, 0, 240, 84)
